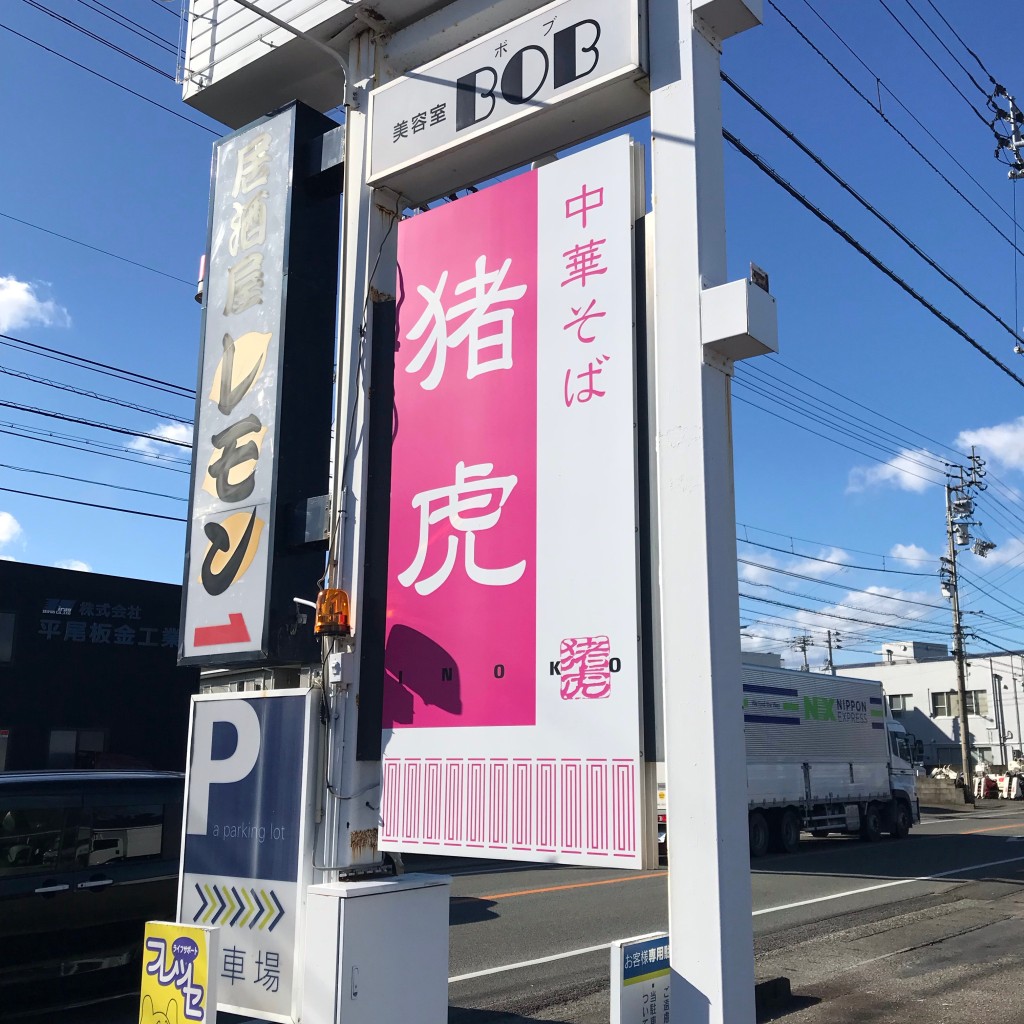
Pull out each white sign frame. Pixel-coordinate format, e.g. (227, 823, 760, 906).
(368, 0, 647, 202)
(380, 136, 650, 870)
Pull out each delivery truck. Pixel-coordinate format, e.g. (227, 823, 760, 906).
(658, 665, 919, 858)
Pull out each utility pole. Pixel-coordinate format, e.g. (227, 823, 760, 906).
(992, 86, 1024, 180)
(1015, 654, 1024, 757)
(824, 629, 842, 675)
(941, 449, 994, 782)
(793, 634, 812, 671)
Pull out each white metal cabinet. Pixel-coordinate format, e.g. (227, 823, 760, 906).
(301, 873, 450, 1024)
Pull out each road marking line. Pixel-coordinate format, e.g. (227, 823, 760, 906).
(469, 871, 667, 901)
(963, 822, 1024, 835)
(449, 854, 1024, 982)
(449, 939, 624, 983)
(917, 810, 1023, 825)
(753, 853, 1024, 916)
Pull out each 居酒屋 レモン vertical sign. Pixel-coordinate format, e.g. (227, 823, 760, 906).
(381, 136, 644, 869)
(180, 104, 339, 666)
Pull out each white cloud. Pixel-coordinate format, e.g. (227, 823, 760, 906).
(0, 276, 69, 332)
(846, 449, 944, 494)
(743, 579, 941, 672)
(980, 536, 1024, 567)
(0, 511, 21, 547)
(739, 552, 777, 583)
(54, 559, 91, 572)
(890, 542, 933, 562)
(130, 422, 194, 455)
(889, 542, 938, 570)
(788, 547, 850, 579)
(838, 584, 935, 622)
(955, 418, 1024, 473)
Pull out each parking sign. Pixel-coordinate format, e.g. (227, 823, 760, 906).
(179, 690, 318, 1022)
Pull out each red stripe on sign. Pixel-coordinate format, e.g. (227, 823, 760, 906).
(193, 613, 250, 646)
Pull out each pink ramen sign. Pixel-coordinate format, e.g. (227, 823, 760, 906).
(381, 136, 646, 869)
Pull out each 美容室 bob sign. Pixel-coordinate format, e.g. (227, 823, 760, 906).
(380, 135, 647, 870)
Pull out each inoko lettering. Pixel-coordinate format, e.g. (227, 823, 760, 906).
(456, 20, 602, 132)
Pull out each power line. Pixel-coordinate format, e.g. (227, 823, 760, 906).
(773, 0, 1022, 256)
(959, 566, 1024, 620)
(0, 20, 219, 137)
(734, 371, 947, 477)
(740, 607, 891, 646)
(876, 0, 991, 126)
(739, 363, 949, 469)
(72, 0, 178, 55)
(733, 375, 1024, 544)
(0, 398, 192, 447)
(739, 591, 952, 635)
(738, 522, 936, 563)
(724, 72, 1021, 343)
(750, 358, 966, 462)
(966, 634, 1024, 661)
(741, 630, 882, 659)
(737, 537, 936, 577)
(723, 128, 1024, 389)
(731, 390, 946, 489)
(0, 484, 185, 522)
(739, 557, 946, 609)
(920, 0, 998, 86)
(737, 358, 1024, 539)
(0, 364, 192, 423)
(901, 0, 992, 99)
(0, 423, 190, 474)
(744, 578, 949, 622)
(0, 208, 194, 287)
(0, 461, 185, 502)
(0, 333, 195, 399)
(20, 0, 176, 80)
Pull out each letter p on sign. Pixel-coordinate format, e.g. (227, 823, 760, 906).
(186, 700, 261, 835)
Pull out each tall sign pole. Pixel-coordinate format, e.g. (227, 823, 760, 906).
(321, 31, 400, 873)
(648, 3, 765, 1021)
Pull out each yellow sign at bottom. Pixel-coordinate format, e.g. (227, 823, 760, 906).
(140, 921, 219, 1024)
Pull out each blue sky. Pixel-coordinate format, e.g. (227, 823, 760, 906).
(2, 1, 1024, 669)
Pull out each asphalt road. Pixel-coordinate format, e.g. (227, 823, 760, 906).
(12, 804, 1024, 1023)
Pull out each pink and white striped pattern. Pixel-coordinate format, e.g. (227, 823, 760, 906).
(381, 755, 638, 866)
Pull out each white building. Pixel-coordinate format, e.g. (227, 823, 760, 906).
(835, 641, 1024, 768)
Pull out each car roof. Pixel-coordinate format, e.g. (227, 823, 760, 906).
(0, 770, 183, 784)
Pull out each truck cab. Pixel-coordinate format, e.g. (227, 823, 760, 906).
(886, 718, 920, 823)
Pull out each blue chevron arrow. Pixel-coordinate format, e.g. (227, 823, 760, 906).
(192, 882, 208, 923)
(267, 890, 285, 932)
(211, 885, 227, 924)
(230, 887, 245, 927)
(249, 888, 265, 929)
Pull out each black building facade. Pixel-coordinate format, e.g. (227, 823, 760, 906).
(0, 562, 199, 771)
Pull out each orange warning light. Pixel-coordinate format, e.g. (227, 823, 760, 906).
(314, 588, 351, 637)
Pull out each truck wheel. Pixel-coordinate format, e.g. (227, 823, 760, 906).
(860, 802, 884, 842)
(778, 808, 801, 854)
(749, 811, 769, 858)
(889, 800, 911, 839)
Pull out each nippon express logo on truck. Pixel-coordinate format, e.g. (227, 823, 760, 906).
(831, 697, 868, 722)
(743, 684, 877, 725)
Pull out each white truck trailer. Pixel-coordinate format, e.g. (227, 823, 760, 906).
(659, 666, 919, 858)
